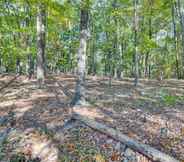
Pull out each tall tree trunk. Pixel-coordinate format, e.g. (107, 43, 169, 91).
(133, 0, 139, 86)
(144, 0, 152, 78)
(113, 0, 123, 79)
(72, 1, 89, 106)
(23, 3, 34, 79)
(177, 0, 184, 78)
(171, 0, 180, 79)
(116, 20, 123, 79)
(37, 3, 46, 87)
(88, 17, 96, 75)
(0, 54, 2, 73)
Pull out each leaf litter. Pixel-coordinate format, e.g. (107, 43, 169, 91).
(0, 74, 183, 161)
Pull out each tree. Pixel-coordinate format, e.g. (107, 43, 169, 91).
(37, 2, 46, 87)
(177, 0, 184, 78)
(171, 0, 180, 79)
(72, 0, 90, 106)
(133, 0, 139, 86)
(144, 0, 153, 78)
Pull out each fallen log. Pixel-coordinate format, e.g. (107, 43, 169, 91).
(72, 112, 179, 162)
(52, 118, 79, 143)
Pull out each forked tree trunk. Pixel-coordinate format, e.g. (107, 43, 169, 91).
(72, 1, 89, 106)
(37, 3, 46, 87)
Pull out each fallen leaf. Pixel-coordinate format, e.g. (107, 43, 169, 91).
(111, 152, 120, 161)
(67, 143, 75, 152)
(95, 154, 106, 162)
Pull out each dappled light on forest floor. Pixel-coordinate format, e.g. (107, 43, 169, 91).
(1, 128, 59, 162)
(73, 107, 107, 120)
(0, 74, 184, 161)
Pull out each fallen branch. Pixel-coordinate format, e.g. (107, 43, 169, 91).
(72, 112, 179, 162)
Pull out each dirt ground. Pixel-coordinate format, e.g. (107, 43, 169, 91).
(0, 74, 183, 162)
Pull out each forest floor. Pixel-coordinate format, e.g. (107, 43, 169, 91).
(0, 74, 184, 162)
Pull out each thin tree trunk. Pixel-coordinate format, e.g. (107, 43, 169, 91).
(89, 18, 96, 75)
(144, 0, 152, 78)
(0, 54, 2, 73)
(23, 3, 34, 79)
(37, 3, 46, 87)
(177, 0, 184, 78)
(133, 0, 139, 86)
(116, 21, 123, 79)
(16, 58, 22, 75)
(171, 0, 180, 79)
(113, 0, 123, 79)
(28, 54, 34, 79)
(92, 21, 97, 75)
(72, 1, 89, 106)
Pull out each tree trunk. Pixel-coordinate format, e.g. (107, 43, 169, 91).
(116, 21, 123, 79)
(133, 0, 139, 86)
(171, 0, 180, 79)
(177, 0, 184, 78)
(37, 3, 46, 87)
(113, 0, 123, 79)
(72, 1, 89, 106)
(88, 18, 96, 75)
(28, 54, 34, 79)
(16, 58, 22, 75)
(144, 0, 153, 78)
(0, 54, 2, 73)
(24, 3, 34, 79)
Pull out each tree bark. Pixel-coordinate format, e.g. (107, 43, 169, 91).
(88, 17, 96, 75)
(16, 58, 22, 75)
(177, 0, 184, 78)
(145, 1, 152, 78)
(72, 1, 89, 106)
(116, 19, 123, 79)
(28, 54, 34, 79)
(0, 52, 2, 73)
(113, 0, 123, 79)
(171, 0, 180, 79)
(133, 0, 139, 86)
(37, 2, 46, 87)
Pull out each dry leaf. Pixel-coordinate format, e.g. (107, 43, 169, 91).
(181, 128, 184, 136)
(67, 143, 75, 152)
(111, 152, 120, 161)
(95, 154, 106, 162)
